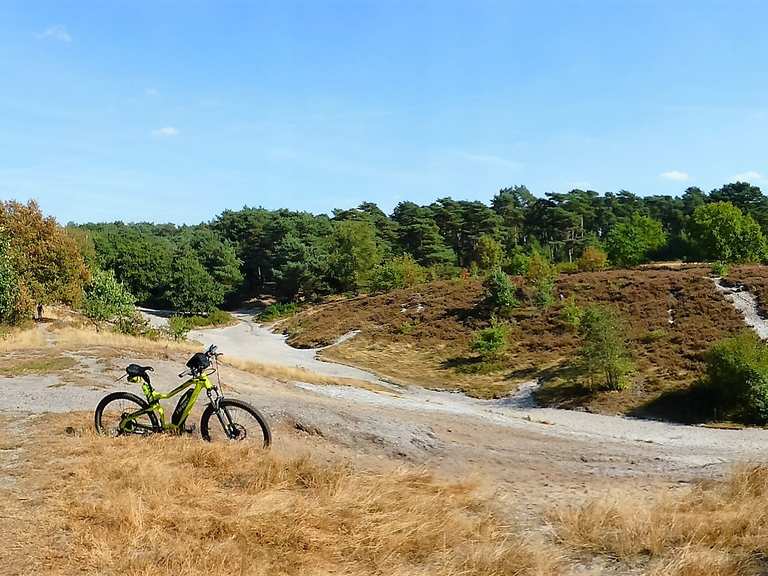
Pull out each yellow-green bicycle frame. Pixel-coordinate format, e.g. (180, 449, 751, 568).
(123, 371, 214, 433)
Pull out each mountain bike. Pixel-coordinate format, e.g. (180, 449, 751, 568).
(94, 344, 271, 448)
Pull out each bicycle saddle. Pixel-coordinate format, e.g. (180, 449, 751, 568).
(126, 363, 154, 384)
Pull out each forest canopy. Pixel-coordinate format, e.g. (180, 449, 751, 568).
(2, 181, 768, 322)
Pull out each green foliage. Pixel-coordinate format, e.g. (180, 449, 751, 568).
(606, 213, 667, 266)
(577, 245, 608, 272)
(559, 297, 584, 331)
(703, 331, 768, 423)
(555, 261, 579, 274)
(526, 250, 557, 308)
(370, 254, 427, 293)
(166, 309, 233, 339)
(473, 233, 504, 271)
(710, 261, 730, 277)
(506, 250, 530, 276)
(687, 202, 767, 263)
(471, 317, 509, 360)
(577, 305, 633, 391)
(483, 267, 518, 313)
(82, 269, 136, 322)
(165, 248, 225, 313)
(327, 220, 381, 292)
(0, 235, 23, 324)
(260, 302, 299, 322)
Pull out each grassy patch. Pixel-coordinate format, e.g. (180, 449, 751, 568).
(259, 302, 299, 322)
(0, 355, 77, 376)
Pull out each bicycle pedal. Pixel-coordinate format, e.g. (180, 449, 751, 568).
(184, 425, 196, 434)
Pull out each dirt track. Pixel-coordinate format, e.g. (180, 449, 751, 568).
(5, 303, 768, 513)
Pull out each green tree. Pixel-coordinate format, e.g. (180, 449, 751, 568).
(474, 233, 504, 271)
(483, 267, 518, 313)
(605, 213, 667, 266)
(687, 202, 766, 263)
(392, 202, 455, 266)
(471, 317, 509, 360)
(327, 220, 381, 292)
(526, 249, 556, 308)
(271, 234, 330, 300)
(165, 248, 225, 313)
(0, 235, 22, 324)
(82, 269, 136, 322)
(577, 306, 633, 391)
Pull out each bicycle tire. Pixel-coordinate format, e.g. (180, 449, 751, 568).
(94, 392, 161, 436)
(200, 398, 271, 448)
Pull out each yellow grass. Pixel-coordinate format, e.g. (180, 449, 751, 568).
(223, 356, 397, 393)
(54, 327, 199, 355)
(554, 465, 768, 576)
(35, 422, 559, 576)
(0, 327, 46, 351)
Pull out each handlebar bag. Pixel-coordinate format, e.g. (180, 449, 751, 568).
(186, 352, 211, 373)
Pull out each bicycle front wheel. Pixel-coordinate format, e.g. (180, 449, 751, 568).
(200, 398, 271, 448)
(94, 392, 161, 436)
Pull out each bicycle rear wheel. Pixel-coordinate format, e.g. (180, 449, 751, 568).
(94, 392, 161, 436)
(200, 398, 271, 448)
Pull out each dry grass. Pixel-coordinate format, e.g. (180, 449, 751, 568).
(0, 327, 46, 351)
(34, 419, 559, 576)
(54, 327, 199, 356)
(223, 356, 397, 393)
(554, 465, 768, 576)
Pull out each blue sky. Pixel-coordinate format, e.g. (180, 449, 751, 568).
(2, 1, 768, 224)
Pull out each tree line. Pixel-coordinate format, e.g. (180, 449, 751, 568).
(1, 181, 767, 322)
(94, 180, 762, 308)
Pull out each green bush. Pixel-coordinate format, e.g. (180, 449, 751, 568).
(260, 302, 299, 322)
(370, 255, 427, 293)
(704, 331, 768, 423)
(577, 245, 609, 272)
(471, 317, 509, 360)
(82, 269, 136, 323)
(526, 250, 557, 308)
(559, 297, 584, 331)
(167, 309, 234, 340)
(555, 261, 579, 274)
(506, 251, 530, 276)
(577, 305, 633, 391)
(710, 261, 730, 277)
(483, 267, 518, 313)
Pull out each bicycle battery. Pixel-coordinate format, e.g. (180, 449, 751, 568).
(172, 389, 194, 426)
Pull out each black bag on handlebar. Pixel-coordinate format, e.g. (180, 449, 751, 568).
(186, 352, 211, 374)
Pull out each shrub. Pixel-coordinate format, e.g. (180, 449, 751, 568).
(82, 269, 136, 323)
(506, 250, 530, 276)
(471, 317, 509, 360)
(473, 233, 504, 271)
(704, 331, 768, 423)
(555, 261, 579, 274)
(526, 250, 557, 308)
(559, 297, 584, 331)
(577, 245, 608, 272)
(577, 305, 633, 391)
(165, 309, 234, 340)
(260, 302, 299, 322)
(710, 261, 730, 277)
(483, 267, 518, 313)
(370, 255, 427, 293)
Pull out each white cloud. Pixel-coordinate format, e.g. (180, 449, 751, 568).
(145, 88, 159, 96)
(660, 170, 690, 182)
(733, 170, 764, 182)
(36, 25, 72, 43)
(151, 126, 179, 137)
